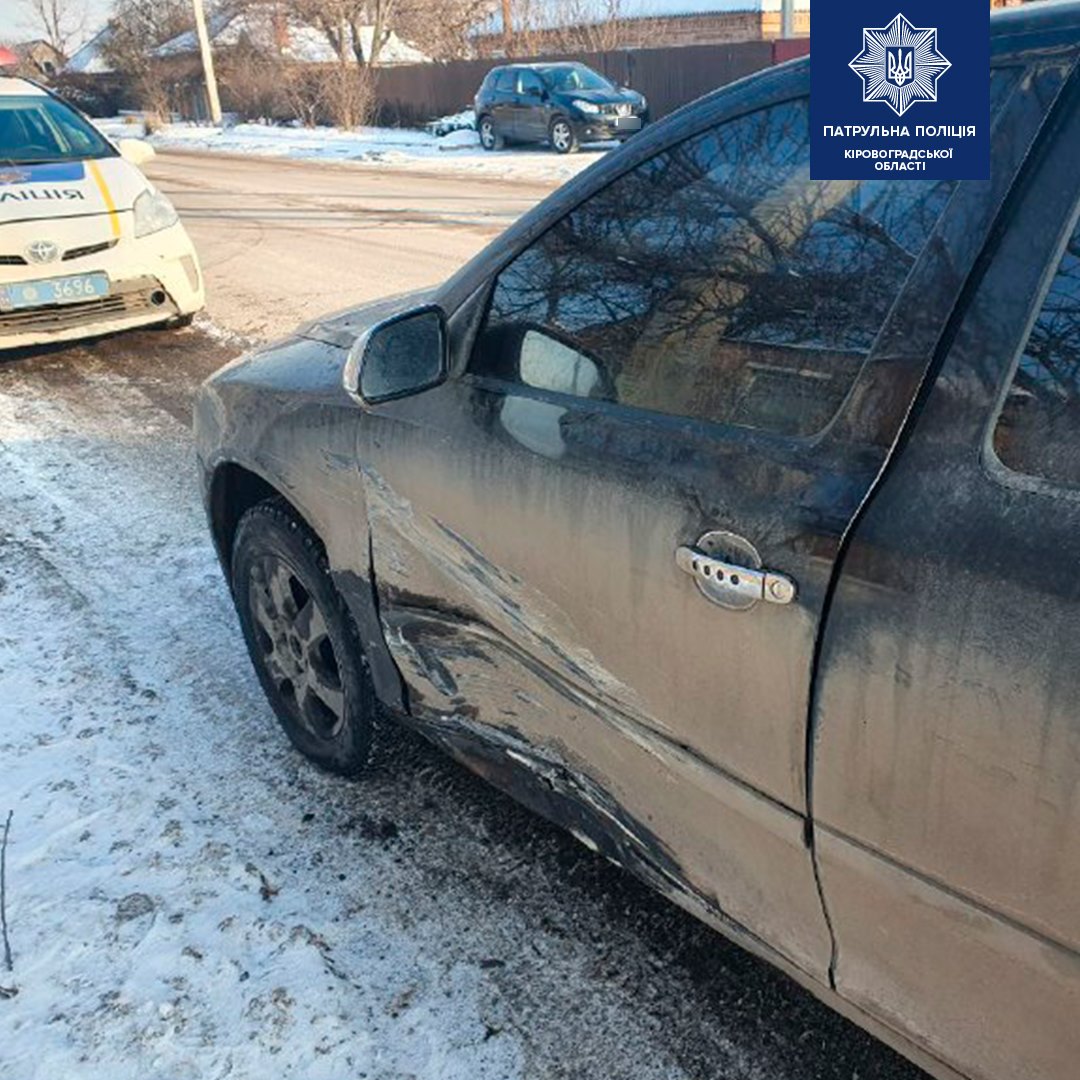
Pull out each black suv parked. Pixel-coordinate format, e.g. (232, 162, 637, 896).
(474, 62, 647, 153)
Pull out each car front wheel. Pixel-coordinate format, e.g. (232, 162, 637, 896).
(231, 498, 383, 776)
(549, 117, 579, 154)
(478, 115, 504, 151)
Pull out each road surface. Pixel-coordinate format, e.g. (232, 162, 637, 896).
(150, 150, 552, 340)
(0, 151, 925, 1080)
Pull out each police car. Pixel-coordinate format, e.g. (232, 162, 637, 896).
(0, 73, 204, 349)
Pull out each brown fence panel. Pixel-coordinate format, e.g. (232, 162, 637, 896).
(373, 40, 778, 127)
(621, 41, 774, 118)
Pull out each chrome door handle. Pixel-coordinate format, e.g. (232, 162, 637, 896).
(675, 531, 796, 612)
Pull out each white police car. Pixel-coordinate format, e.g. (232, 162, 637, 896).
(0, 75, 204, 349)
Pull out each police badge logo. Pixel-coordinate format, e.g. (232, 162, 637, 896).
(849, 12, 952, 118)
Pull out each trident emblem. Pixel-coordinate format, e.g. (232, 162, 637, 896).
(888, 48, 913, 86)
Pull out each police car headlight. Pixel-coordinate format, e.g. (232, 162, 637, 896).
(133, 189, 179, 238)
(572, 99, 600, 114)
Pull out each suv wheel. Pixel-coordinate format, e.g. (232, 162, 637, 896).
(478, 115, 503, 151)
(231, 498, 383, 777)
(549, 117, 579, 154)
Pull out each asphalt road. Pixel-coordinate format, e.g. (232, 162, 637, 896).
(149, 150, 551, 340)
(0, 150, 927, 1080)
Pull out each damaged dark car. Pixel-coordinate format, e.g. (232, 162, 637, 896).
(195, 6, 1080, 1079)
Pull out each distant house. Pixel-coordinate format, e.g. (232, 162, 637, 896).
(12, 39, 64, 78)
(471, 0, 810, 55)
(154, 8, 430, 67)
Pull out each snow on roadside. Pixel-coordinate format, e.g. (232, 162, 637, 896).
(94, 116, 611, 183)
(0, 346, 725, 1080)
(0, 371, 522, 1080)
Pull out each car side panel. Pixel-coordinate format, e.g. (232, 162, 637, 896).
(358, 378, 835, 976)
(813, 66, 1080, 1080)
(818, 832, 1080, 1080)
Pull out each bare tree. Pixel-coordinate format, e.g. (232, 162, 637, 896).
(19, 0, 87, 60)
(505, 0, 670, 55)
(393, 0, 496, 60)
(101, 0, 193, 122)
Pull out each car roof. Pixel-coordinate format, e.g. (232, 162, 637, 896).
(989, 0, 1080, 55)
(0, 76, 48, 97)
(504, 61, 589, 71)
(992, 0, 1080, 36)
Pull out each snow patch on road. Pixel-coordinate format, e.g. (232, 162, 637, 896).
(96, 117, 611, 183)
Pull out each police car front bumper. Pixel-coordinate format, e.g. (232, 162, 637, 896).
(0, 214, 205, 349)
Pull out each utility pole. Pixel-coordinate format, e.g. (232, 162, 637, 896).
(501, 0, 513, 56)
(191, 0, 222, 125)
(781, 0, 795, 39)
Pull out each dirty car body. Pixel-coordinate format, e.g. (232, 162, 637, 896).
(196, 7, 1080, 1079)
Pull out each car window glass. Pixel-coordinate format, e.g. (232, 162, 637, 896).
(471, 97, 958, 437)
(0, 96, 113, 163)
(540, 66, 611, 92)
(518, 71, 544, 96)
(494, 70, 515, 92)
(993, 214, 1080, 486)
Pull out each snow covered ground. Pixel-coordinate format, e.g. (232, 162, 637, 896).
(0, 327, 923, 1080)
(95, 116, 611, 183)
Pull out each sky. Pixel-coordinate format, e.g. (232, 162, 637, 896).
(0, 0, 113, 50)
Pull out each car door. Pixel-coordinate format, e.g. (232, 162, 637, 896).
(355, 62, 1062, 983)
(515, 69, 548, 142)
(812, 69, 1080, 1080)
(488, 69, 516, 137)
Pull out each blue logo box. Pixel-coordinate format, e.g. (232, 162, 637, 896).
(811, 0, 990, 181)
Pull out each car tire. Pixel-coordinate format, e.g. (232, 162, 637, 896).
(231, 497, 383, 777)
(549, 117, 579, 154)
(478, 115, 504, 151)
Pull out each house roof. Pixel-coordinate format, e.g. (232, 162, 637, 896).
(476, 0, 810, 36)
(155, 8, 429, 64)
(64, 26, 115, 74)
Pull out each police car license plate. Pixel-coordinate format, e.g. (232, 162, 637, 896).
(4, 273, 109, 310)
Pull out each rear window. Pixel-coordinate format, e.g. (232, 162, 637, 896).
(0, 95, 115, 164)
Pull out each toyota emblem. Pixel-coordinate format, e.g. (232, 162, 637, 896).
(25, 240, 61, 265)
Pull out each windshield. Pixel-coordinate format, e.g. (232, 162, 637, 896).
(0, 95, 115, 164)
(540, 66, 615, 93)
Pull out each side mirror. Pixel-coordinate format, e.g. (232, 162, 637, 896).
(117, 137, 156, 166)
(344, 306, 448, 405)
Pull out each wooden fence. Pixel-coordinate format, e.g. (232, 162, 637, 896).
(373, 39, 802, 127)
